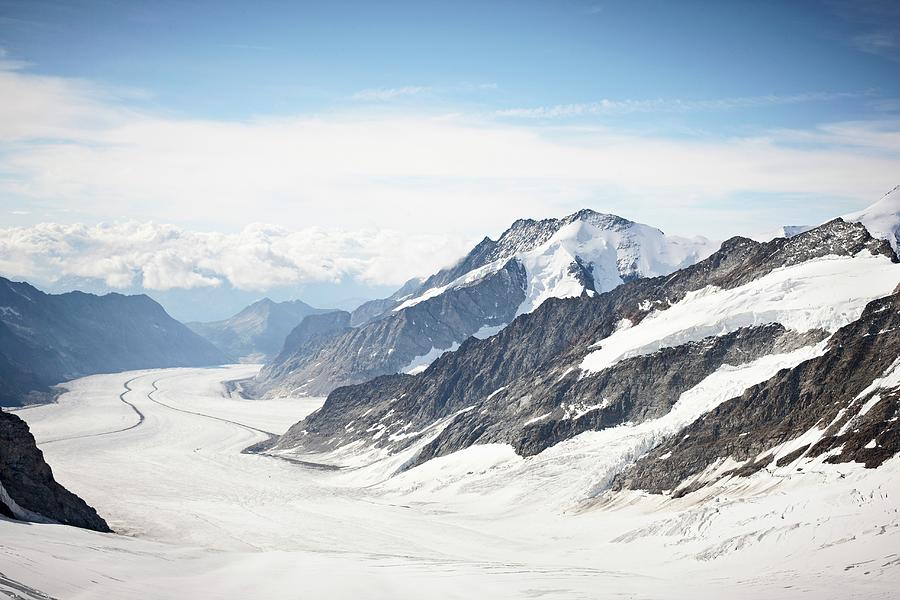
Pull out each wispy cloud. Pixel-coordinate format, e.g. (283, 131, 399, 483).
(496, 91, 870, 119)
(352, 86, 433, 101)
(0, 54, 897, 256)
(351, 82, 497, 102)
(829, 0, 900, 61)
(852, 30, 900, 61)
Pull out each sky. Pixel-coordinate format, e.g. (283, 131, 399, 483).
(0, 0, 898, 320)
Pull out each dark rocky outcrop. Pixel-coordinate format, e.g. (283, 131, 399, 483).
(0, 276, 227, 407)
(412, 325, 827, 467)
(0, 409, 110, 531)
(613, 290, 900, 497)
(253, 259, 528, 396)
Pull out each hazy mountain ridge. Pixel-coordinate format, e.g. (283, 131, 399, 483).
(0, 276, 227, 406)
(188, 297, 333, 362)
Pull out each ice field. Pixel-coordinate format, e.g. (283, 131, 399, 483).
(2, 365, 899, 599)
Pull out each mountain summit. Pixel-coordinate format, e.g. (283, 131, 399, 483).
(270, 217, 899, 502)
(251, 209, 718, 397)
(843, 185, 900, 252)
(188, 298, 333, 362)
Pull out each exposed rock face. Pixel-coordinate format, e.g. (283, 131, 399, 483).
(254, 209, 717, 397)
(0, 409, 110, 531)
(613, 290, 900, 497)
(278, 310, 353, 357)
(254, 260, 527, 397)
(0, 277, 227, 407)
(413, 326, 827, 467)
(350, 278, 423, 327)
(258, 310, 352, 394)
(188, 297, 334, 362)
(273, 219, 897, 478)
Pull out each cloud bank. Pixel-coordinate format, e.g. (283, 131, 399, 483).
(0, 52, 898, 297)
(2, 55, 898, 238)
(0, 221, 472, 291)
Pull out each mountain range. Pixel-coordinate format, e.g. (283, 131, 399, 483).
(0, 278, 227, 406)
(2, 188, 898, 533)
(265, 189, 900, 502)
(187, 297, 333, 362)
(251, 209, 718, 397)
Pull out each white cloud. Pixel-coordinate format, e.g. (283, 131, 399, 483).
(0, 221, 473, 291)
(0, 56, 898, 282)
(351, 82, 497, 102)
(351, 86, 433, 101)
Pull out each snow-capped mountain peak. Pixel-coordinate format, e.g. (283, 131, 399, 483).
(254, 208, 720, 398)
(397, 209, 719, 316)
(843, 185, 900, 252)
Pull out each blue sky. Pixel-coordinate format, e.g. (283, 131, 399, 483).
(4, 0, 898, 124)
(0, 0, 898, 318)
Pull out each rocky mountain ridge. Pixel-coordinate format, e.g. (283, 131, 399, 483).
(252, 208, 718, 397)
(614, 287, 900, 496)
(270, 216, 900, 499)
(188, 297, 333, 362)
(0, 277, 227, 406)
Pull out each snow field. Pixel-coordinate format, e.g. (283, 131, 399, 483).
(3, 362, 899, 599)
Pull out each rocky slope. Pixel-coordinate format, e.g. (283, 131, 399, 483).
(188, 297, 333, 362)
(614, 288, 900, 496)
(0, 409, 109, 531)
(253, 209, 717, 397)
(0, 277, 227, 406)
(271, 218, 900, 495)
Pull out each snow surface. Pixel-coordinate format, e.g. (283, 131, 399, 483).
(400, 343, 460, 374)
(383, 214, 718, 373)
(4, 364, 900, 598)
(581, 251, 899, 373)
(844, 185, 900, 252)
(749, 224, 813, 242)
(398, 324, 506, 374)
(395, 217, 718, 318)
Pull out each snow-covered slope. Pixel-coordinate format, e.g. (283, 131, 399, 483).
(253, 209, 717, 397)
(395, 210, 718, 316)
(843, 184, 900, 252)
(272, 218, 898, 492)
(579, 250, 896, 373)
(8, 366, 900, 598)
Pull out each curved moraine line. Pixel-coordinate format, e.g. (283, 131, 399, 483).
(41, 377, 145, 445)
(145, 379, 339, 470)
